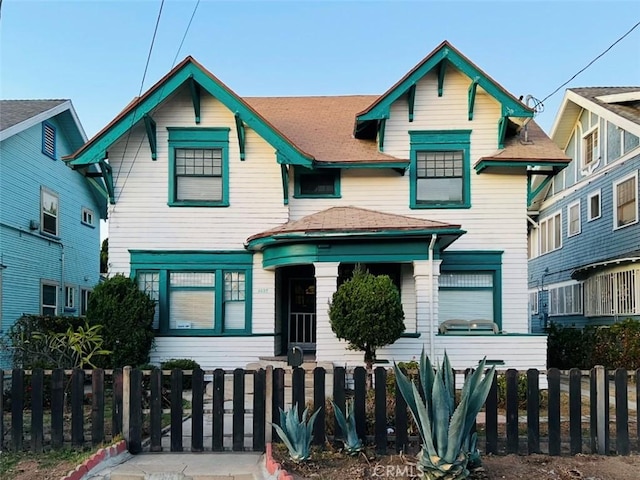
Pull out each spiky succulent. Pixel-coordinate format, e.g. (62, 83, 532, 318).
(332, 399, 364, 455)
(394, 350, 495, 479)
(273, 404, 321, 462)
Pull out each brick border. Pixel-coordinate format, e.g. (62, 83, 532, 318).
(265, 442, 294, 480)
(60, 440, 128, 480)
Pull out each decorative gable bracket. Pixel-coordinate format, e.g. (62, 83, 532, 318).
(468, 79, 479, 121)
(143, 114, 157, 160)
(188, 76, 201, 124)
(527, 170, 555, 207)
(98, 159, 116, 205)
(235, 113, 246, 161)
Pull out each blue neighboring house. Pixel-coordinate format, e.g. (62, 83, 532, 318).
(528, 87, 640, 332)
(0, 99, 107, 366)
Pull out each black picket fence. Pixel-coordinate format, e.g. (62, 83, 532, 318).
(1, 366, 639, 456)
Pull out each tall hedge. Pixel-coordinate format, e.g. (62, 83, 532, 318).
(328, 266, 405, 366)
(86, 274, 156, 368)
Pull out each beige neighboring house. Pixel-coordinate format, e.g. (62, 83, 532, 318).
(65, 41, 569, 370)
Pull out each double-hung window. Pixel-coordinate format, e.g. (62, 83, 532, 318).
(614, 172, 638, 229)
(64, 285, 76, 311)
(410, 130, 471, 208)
(582, 126, 599, 168)
(168, 128, 230, 206)
(567, 200, 581, 237)
(539, 211, 562, 254)
(80, 288, 92, 316)
(41, 281, 58, 316)
(588, 190, 601, 221)
(41, 187, 59, 236)
(131, 251, 252, 335)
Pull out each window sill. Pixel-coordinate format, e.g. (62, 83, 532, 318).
(613, 219, 638, 231)
(39, 231, 61, 240)
(411, 202, 470, 210)
(155, 331, 271, 337)
(293, 194, 342, 199)
(64, 307, 77, 313)
(168, 201, 230, 207)
(81, 221, 96, 228)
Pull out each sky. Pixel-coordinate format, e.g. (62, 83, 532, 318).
(1, 1, 639, 239)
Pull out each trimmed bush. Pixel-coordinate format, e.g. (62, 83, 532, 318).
(86, 274, 156, 368)
(328, 265, 405, 367)
(161, 358, 201, 390)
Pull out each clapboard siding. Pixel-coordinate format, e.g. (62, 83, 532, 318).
(107, 86, 288, 275)
(0, 117, 101, 362)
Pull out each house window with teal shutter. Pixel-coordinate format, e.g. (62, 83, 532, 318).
(168, 127, 230, 207)
(42, 122, 56, 159)
(294, 167, 341, 198)
(409, 130, 471, 209)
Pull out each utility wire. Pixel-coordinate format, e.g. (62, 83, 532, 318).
(114, 0, 165, 189)
(539, 19, 640, 105)
(117, 0, 200, 202)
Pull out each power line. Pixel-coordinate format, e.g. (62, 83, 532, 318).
(114, 0, 165, 188)
(539, 19, 640, 105)
(117, 0, 200, 202)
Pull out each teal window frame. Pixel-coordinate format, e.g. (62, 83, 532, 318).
(130, 251, 253, 336)
(438, 251, 502, 329)
(409, 130, 471, 209)
(168, 127, 230, 207)
(293, 167, 341, 198)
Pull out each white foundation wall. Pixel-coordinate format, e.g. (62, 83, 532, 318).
(107, 86, 288, 276)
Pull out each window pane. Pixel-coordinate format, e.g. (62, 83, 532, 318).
(170, 272, 215, 287)
(617, 177, 637, 226)
(224, 302, 245, 330)
(224, 271, 245, 301)
(177, 176, 223, 201)
(439, 289, 493, 322)
(170, 290, 214, 329)
(417, 178, 463, 202)
(440, 273, 493, 288)
(590, 194, 600, 219)
(42, 284, 57, 306)
(138, 272, 160, 329)
(553, 214, 561, 248)
(299, 172, 336, 195)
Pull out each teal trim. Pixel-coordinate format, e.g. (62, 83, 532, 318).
(527, 172, 554, 206)
(143, 114, 157, 160)
(314, 161, 409, 170)
(475, 160, 569, 174)
(497, 116, 508, 149)
(356, 43, 533, 124)
(167, 127, 230, 207)
(68, 60, 314, 167)
(99, 160, 115, 205)
(378, 119, 386, 151)
(234, 113, 246, 161)
(409, 130, 471, 209)
(293, 167, 341, 199)
(155, 332, 274, 337)
(188, 77, 201, 124)
(407, 84, 416, 122)
(280, 164, 289, 205)
(437, 333, 547, 337)
(437, 60, 446, 97)
(130, 250, 254, 335)
(440, 250, 503, 328)
(467, 80, 478, 121)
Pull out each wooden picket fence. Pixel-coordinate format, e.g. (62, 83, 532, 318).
(1, 366, 639, 455)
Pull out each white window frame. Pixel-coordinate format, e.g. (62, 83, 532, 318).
(587, 189, 601, 221)
(582, 125, 599, 169)
(81, 207, 95, 227)
(41, 187, 59, 236)
(529, 291, 539, 315)
(567, 200, 581, 237)
(64, 285, 76, 310)
(613, 171, 639, 230)
(41, 280, 59, 316)
(549, 283, 583, 316)
(539, 211, 562, 255)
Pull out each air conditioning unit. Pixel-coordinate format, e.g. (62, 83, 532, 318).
(29, 220, 40, 230)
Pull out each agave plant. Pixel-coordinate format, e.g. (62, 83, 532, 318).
(273, 404, 321, 462)
(332, 399, 364, 455)
(393, 350, 495, 480)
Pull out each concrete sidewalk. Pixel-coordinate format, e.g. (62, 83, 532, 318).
(92, 452, 270, 480)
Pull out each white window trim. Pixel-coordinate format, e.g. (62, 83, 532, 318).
(539, 210, 562, 255)
(64, 285, 77, 310)
(548, 282, 583, 316)
(567, 200, 581, 237)
(40, 186, 59, 237)
(80, 288, 92, 316)
(581, 124, 600, 171)
(587, 189, 602, 222)
(81, 207, 95, 227)
(613, 171, 639, 231)
(529, 290, 539, 315)
(41, 280, 59, 316)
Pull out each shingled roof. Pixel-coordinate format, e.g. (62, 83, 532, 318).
(0, 99, 67, 132)
(247, 206, 460, 243)
(569, 87, 640, 126)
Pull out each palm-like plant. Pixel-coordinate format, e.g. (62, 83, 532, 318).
(332, 400, 364, 455)
(273, 404, 321, 462)
(393, 350, 495, 479)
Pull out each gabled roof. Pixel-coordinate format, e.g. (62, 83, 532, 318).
(0, 99, 87, 144)
(244, 96, 403, 164)
(551, 87, 640, 148)
(65, 56, 315, 167)
(247, 206, 462, 244)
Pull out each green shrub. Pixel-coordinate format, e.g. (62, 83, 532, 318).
(328, 265, 405, 367)
(496, 373, 548, 410)
(161, 358, 201, 390)
(86, 274, 156, 368)
(593, 319, 640, 370)
(546, 322, 597, 370)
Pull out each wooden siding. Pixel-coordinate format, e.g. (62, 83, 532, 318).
(0, 119, 101, 359)
(107, 86, 288, 275)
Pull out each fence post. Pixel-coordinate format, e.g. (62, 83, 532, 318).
(313, 367, 325, 447)
(595, 365, 608, 454)
(265, 366, 273, 444)
(0, 370, 3, 448)
(122, 366, 131, 446)
(615, 369, 629, 455)
(11, 368, 24, 451)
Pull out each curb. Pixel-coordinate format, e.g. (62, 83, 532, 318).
(265, 443, 294, 480)
(60, 440, 128, 480)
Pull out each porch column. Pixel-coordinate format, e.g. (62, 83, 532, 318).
(413, 259, 442, 361)
(313, 262, 342, 364)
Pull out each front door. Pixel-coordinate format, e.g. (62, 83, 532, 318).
(288, 278, 316, 352)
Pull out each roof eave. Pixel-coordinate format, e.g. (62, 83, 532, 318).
(0, 100, 77, 142)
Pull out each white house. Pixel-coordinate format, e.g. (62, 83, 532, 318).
(66, 41, 569, 370)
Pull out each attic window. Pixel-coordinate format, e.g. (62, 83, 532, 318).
(582, 126, 598, 168)
(294, 168, 341, 198)
(42, 122, 56, 159)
